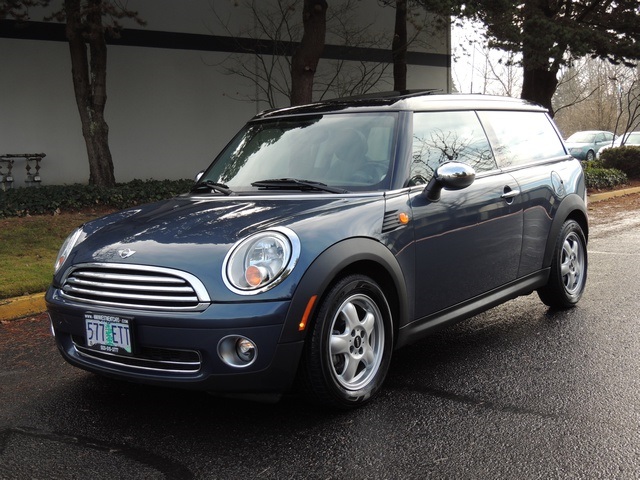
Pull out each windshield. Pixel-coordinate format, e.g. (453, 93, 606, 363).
(200, 112, 398, 192)
(566, 132, 595, 143)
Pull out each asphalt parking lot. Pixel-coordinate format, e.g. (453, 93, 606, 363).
(1, 193, 639, 479)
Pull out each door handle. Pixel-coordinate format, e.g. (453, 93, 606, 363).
(501, 190, 520, 199)
(501, 187, 520, 201)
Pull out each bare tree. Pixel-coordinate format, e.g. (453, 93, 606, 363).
(451, 19, 521, 96)
(3, 0, 145, 186)
(290, 0, 327, 105)
(553, 59, 640, 139)
(612, 67, 640, 142)
(392, 0, 407, 90)
(210, 0, 407, 108)
(0, 0, 44, 19)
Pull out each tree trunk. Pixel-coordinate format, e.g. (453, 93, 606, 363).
(290, 0, 327, 106)
(65, 0, 116, 186)
(519, 0, 560, 117)
(392, 0, 407, 91)
(521, 67, 559, 116)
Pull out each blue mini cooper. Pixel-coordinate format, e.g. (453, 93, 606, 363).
(47, 92, 588, 408)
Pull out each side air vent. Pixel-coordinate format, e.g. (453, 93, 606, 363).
(382, 210, 403, 233)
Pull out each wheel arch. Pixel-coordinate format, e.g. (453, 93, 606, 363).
(542, 194, 589, 268)
(280, 237, 410, 345)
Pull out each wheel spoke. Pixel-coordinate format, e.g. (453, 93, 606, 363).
(574, 259, 582, 277)
(563, 239, 573, 257)
(361, 311, 376, 336)
(362, 343, 376, 366)
(565, 270, 577, 289)
(340, 356, 360, 384)
(340, 302, 361, 331)
(330, 333, 351, 356)
(561, 261, 572, 277)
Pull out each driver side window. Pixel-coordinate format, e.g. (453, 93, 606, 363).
(410, 111, 496, 186)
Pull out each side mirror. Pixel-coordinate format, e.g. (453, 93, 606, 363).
(194, 171, 205, 183)
(423, 162, 476, 202)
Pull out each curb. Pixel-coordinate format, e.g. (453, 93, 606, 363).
(0, 293, 47, 322)
(588, 185, 640, 203)
(0, 187, 638, 323)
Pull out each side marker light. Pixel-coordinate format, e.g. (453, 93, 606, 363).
(299, 295, 317, 331)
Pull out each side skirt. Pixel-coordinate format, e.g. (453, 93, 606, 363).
(395, 269, 550, 349)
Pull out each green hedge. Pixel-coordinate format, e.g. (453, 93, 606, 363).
(581, 160, 628, 190)
(0, 179, 193, 218)
(599, 145, 640, 179)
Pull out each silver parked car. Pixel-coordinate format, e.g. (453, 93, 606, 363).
(565, 130, 615, 161)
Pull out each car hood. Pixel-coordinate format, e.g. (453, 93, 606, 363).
(58, 194, 386, 301)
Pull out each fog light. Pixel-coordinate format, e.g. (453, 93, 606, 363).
(236, 338, 256, 362)
(218, 335, 258, 368)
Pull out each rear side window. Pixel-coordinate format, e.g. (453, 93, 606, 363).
(410, 111, 496, 186)
(478, 111, 566, 168)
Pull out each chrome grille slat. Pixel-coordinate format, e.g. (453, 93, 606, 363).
(62, 284, 199, 303)
(59, 263, 211, 311)
(65, 277, 194, 293)
(73, 271, 186, 284)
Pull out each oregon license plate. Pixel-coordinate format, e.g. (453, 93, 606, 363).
(84, 312, 133, 355)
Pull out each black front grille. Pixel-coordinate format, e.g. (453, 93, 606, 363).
(72, 335, 201, 373)
(60, 263, 210, 311)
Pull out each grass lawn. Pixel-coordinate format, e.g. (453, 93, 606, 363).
(1, 186, 638, 301)
(0, 210, 111, 299)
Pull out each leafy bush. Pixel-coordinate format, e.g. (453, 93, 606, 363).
(0, 179, 193, 218)
(582, 163, 628, 190)
(599, 146, 640, 179)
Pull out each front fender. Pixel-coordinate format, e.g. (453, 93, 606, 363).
(279, 237, 410, 344)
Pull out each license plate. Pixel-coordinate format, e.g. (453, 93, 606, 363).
(84, 313, 133, 355)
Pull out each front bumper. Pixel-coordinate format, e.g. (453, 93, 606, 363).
(46, 287, 304, 394)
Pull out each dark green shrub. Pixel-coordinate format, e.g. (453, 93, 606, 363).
(600, 146, 640, 179)
(581, 159, 604, 170)
(0, 179, 193, 218)
(583, 167, 628, 190)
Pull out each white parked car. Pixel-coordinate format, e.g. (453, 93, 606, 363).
(597, 131, 640, 158)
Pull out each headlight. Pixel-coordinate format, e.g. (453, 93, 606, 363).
(223, 227, 300, 294)
(54, 227, 84, 273)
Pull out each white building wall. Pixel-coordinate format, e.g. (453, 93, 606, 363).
(0, 1, 450, 186)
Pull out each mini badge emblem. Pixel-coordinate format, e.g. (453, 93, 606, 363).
(118, 248, 136, 259)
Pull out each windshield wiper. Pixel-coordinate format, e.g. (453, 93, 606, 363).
(191, 180, 233, 196)
(251, 178, 349, 194)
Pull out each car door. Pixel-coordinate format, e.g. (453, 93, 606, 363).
(477, 110, 569, 277)
(594, 132, 606, 151)
(408, 110, 523, 319)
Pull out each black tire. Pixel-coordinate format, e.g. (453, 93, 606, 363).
(538, 219, 587, 309)
(586, 150, 595, 161)
(300, 274, 393, 409)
